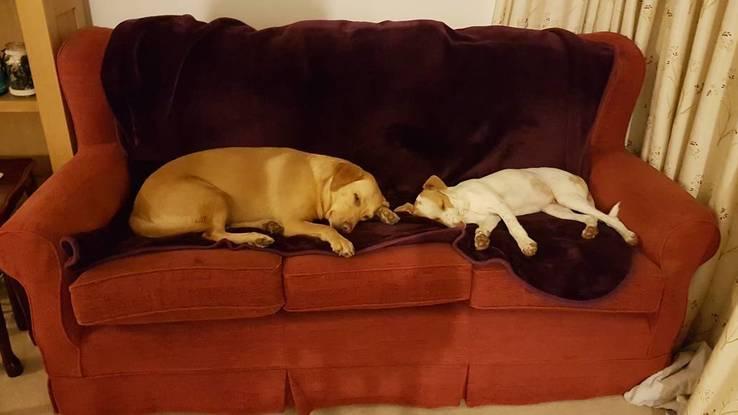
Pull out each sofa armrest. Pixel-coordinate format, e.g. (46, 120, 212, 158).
(590, 150, 720, 356)
(3, 142, 129, 240)
(590, 151, 719, 273)
(0, 142, 129, 376)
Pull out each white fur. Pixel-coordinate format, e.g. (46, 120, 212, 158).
(413, 168, 638, 256)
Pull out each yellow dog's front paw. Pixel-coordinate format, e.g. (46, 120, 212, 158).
(264, 221, 284, 235)
(376, 206, 400, 224)
(329, 235, 355, 258)
(251, 235, 275, 248)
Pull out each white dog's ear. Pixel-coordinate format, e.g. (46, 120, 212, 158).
(423, 175, 447, 191)
(331, 162, 365, 191)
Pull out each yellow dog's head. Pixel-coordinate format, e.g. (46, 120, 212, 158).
(326, 162, 399, 233)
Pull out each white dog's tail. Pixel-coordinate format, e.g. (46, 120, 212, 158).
(608, 202, 621, 218)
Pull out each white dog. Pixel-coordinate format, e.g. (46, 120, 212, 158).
(395, 168, 638, 256)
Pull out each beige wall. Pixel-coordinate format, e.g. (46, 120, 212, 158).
(89, 0, 496, 29)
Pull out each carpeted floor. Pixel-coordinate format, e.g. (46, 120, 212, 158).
(0, 293, 663, 415)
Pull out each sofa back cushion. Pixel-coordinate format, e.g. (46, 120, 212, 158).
(102, 16, 613, 204)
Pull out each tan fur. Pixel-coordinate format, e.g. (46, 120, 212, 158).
(423, 175, 448, 190)
(331, 163, 366, 191)
(130, 147, 399, 257)
(531, 177, 555, 199)
(569, 175, 586, 187)
(421, 189, 453, 211)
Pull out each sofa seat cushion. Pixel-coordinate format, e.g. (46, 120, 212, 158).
(70, 249, 283, 325)
(470, 251, 663, 313)
(283, 243, 471, 312)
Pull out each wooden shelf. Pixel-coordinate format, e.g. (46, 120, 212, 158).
(0, 0, 91, 170)
(0, 93, 39, 112)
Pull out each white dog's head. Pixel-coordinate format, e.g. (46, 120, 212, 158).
(394, 175, 463, 228)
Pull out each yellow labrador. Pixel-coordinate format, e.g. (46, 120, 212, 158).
(129, 147, 399, 257)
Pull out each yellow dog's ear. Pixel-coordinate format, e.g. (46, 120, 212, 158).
(423, 175, 447, 191)
(394, 202, 415, 214)
(331, 162, 365, 191)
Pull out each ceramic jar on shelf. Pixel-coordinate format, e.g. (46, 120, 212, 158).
(2, 42, 35, 97)
(0, 49, 6, 95)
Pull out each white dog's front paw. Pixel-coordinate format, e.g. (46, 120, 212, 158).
(474, 230, 490, 250)
(329, 235, 355, 258)
(520, 240, 538, 257)
(581, 225, 599, 239)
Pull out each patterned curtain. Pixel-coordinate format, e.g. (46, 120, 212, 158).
(493, 1, 738, 413)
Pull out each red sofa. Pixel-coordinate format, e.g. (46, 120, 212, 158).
(0, 25, 719, 415)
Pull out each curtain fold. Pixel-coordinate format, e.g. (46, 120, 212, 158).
(493, 1, 738, 413)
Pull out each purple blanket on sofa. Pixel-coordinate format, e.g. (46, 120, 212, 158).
(64, 16, 633, 300)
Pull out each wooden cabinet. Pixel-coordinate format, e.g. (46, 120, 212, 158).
(1, 0, 91, 177)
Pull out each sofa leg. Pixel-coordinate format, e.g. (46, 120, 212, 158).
(0, 300, 24, 377)
(5, 276, 29, 331)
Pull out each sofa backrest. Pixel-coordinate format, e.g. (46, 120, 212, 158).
(58, 17, 645, 205)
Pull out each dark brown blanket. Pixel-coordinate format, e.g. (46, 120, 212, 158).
(64, 16, 633, 300)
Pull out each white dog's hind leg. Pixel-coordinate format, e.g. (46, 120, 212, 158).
(474, 214, 501, 250)
(555, 195, 638, 245)
(542, 204, 599, 239)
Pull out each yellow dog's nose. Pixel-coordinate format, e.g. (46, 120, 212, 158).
(340, 222, 354, 233)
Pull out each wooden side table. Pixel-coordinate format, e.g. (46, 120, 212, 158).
(0, 158, 35, 377)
